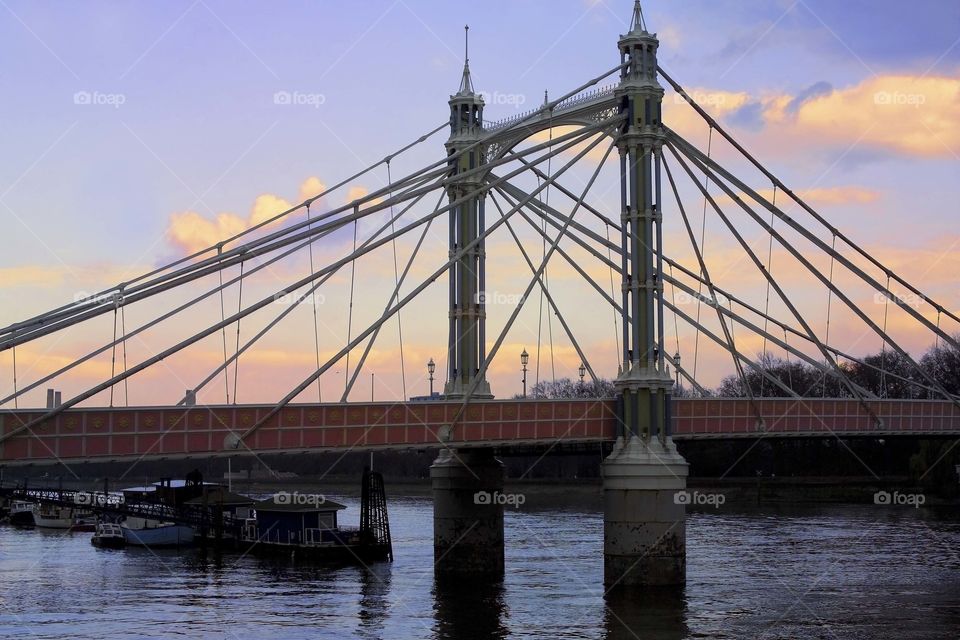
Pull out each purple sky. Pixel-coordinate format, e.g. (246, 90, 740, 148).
(1, 0, 958, 406)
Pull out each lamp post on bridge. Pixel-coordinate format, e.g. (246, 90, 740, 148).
(427, 358, 436, 397)
(674, 351, 681, 391)
(579, 362, 586, 390)
(521, 349, 529, 398)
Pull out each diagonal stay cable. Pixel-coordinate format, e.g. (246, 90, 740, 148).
(659, 64, 960, 338)
(340, 190, 447, 401)
(489, 190, 599, 384)
(5, 61, 630, 340)
(670, 132, 960, 410)
(1, 121, 611, 417)
(2, 121, 612, 351)
(662, 153, 763, 424)
(239, 125, 619, 444)
(448, 134, 617, 429)
(181, 183, 442, 404)
(667, 141, 884, 425)
(0, 130, 449, 341)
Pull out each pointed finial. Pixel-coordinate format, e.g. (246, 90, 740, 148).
(629, 0, 647, 32)
(458, 25, 475, 94)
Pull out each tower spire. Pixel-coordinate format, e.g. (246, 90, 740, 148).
(629, 0, 647, 33)
(459, 24, 475, 95)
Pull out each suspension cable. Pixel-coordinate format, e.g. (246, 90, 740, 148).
(760, 184, 777, 398)
(534, 96, 556, 393)
(691, 126, 713, 382)
(606, 223, 621, 364)
(784, 327, 793, 391)
(11, 340, 17, 409)
(216, 244, 230, 404)
(120, 300, 129, 407)
(387, 161, 407, 400)
(822, 233, 838, 397)
(109, 297, 119, 408)
(344, 216, 359, 395)
(305, 204, 323, 402)
(880, 274, 891, 399)
(669, 263, 680, 354)
(232, 261, 245, 404)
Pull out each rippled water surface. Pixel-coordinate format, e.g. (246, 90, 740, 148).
(1, 493, 959, 639)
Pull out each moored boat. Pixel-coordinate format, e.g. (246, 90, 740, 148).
(121, 517, 194, 547)
(33, 504, 75, 529)
(91, 523, 126, 549)
(71, 513, 98, 532)
(8, 501, 35, 527)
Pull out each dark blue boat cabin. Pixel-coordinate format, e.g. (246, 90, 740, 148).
(253, 495, 347, 545)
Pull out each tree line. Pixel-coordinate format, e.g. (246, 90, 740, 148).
(514, 336, 960, 399)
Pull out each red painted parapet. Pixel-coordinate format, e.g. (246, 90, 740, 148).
(671, 398, 960, 437)
(0, 399, 618, 465)
(2, 398, 959, 465)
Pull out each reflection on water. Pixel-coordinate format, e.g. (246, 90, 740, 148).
(433, 576, 508, 640)
(603, 587, 688, 640)
(0, 495, 958, 639)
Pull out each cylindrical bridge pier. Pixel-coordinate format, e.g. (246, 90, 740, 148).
(430, 448, 505, 575)
(602, 435, 689, 586)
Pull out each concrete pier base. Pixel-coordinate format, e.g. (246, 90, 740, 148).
(602, 435, 689, 587)
(430, 448, 505, 575)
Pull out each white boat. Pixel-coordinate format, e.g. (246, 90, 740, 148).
(121, 517, 194, 547)
(33, 504, 75, 529)
(91, 523, 126, 549)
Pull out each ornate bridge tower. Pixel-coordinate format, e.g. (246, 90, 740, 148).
(431, 29, 505, 577)
(603, 2, 690, 587)
(443, 27, 492, 400)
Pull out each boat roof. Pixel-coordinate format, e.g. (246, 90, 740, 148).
(254, 496, 347, 512)
(184, 489, 256, 506)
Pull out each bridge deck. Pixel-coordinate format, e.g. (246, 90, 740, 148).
(1, 399, 958, 466)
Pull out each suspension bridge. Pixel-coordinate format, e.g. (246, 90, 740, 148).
(2, 2, 957, 585)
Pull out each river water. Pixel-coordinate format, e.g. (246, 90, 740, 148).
(1, 490, 958, 639)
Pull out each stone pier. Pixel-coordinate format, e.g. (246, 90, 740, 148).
(430, 448, 505, 575)
(602, 435, 689, 586)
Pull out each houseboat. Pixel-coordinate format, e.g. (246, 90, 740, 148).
(121, 516, 194, 547)
(242, 474, 392, 563)
(33, 504, 74, 529)
(184, 487, 255, 541)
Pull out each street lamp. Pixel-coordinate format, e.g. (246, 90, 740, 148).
(578, 363, 586, 385)
(427, 358, 436, 397)
(673, 352, 682, 390)
(521, 349, 529, 398)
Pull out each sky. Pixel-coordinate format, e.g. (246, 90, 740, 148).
(0, 0, 958, 408)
